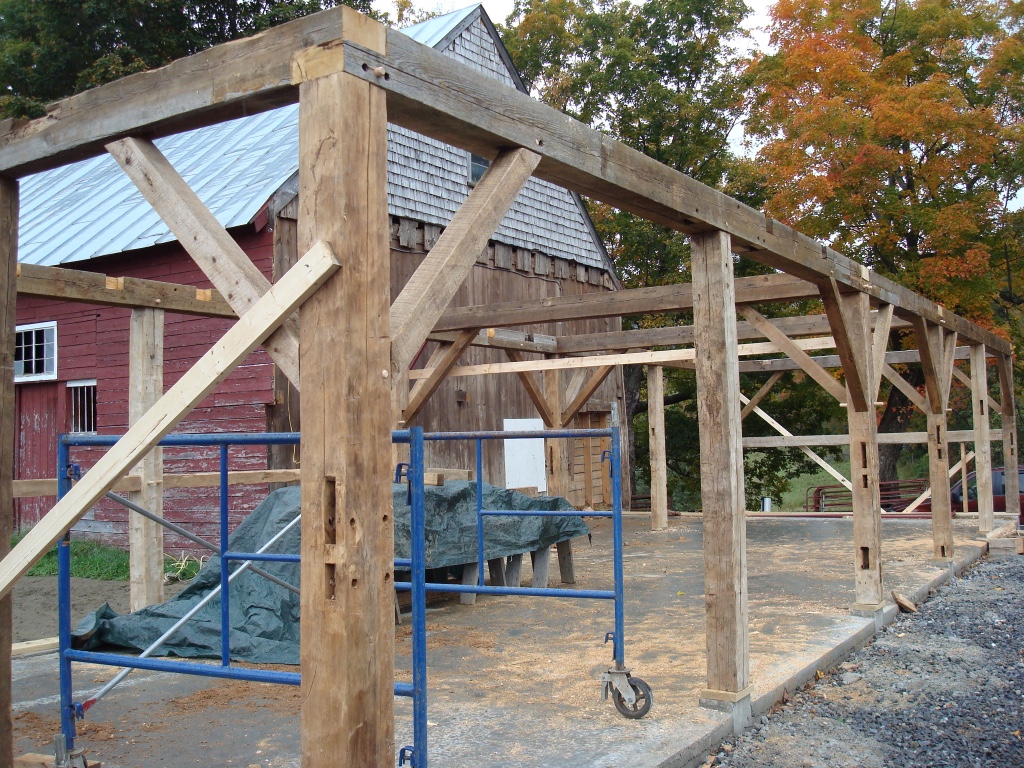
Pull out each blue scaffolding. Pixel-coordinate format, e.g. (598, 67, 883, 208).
(54, 426, 647, 768)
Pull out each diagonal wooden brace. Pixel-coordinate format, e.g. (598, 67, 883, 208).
(402, 329, 478, 423)
(506, 349, 558, 427)
(0, 241, 340, 599)
(107, 137, 302, 387)
(390, 147, 541, 373)
(818, 279, 870, 410)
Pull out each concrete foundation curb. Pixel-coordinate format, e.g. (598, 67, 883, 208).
(655, 540, 989, 768)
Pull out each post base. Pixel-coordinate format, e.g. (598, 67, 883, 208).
(850, 602, 885, 631)
(699, 685, 754, 734)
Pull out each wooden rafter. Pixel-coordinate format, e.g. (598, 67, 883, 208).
(402, 329, 477, 423)
(390, 147, 541, 373)
(739, 306, 846, 402)
(108, 136, 302, 387)
(17, 262, 236, 317)
(0, 241, 340, 599)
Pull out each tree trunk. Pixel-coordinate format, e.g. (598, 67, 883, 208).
(877, 367, 925, 483)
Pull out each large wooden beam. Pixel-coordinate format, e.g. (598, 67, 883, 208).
(390, 148, 540, 373)
(647, 365, 668, 531)
(970, 345, 995, 533)
(739, 346, 973, 373)
(297, 62, 393, 768)
(819, 279, 870, 411)
(743, 429, 1004, 449)
(17, 263, 236, 317)
(434, 273, 814, 332)
(739, 306, 846, 402)
(692, 230, 750, 717)
(996, 353, 1020, 523)
(128, 308, 165, 611)
(0, 8, 364, 176)
(342, 32, 1010, 354)
(108, 137, 301, 387)
(557, 312, 910, 355)
(0, 240, 339, 599)
(0, 177, 18, 766)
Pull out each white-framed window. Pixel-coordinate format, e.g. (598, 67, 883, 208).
(67, 379, 97, 434)
(14, 321, 57, 382)
(468, 153, 490, 186)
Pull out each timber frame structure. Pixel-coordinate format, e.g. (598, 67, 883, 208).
(0, 6, 1017, 764)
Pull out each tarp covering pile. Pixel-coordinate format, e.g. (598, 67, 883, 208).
(73, 482, 588, 664)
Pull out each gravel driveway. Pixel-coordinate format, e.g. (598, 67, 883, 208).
(709, 552, 1024, 768)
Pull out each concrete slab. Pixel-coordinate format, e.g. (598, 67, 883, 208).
(12, 517, 989, 767)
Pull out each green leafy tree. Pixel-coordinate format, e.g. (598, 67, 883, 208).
(746, 0, 1024, 479)
(504, 0, 832, 504)
(0, 0, 377, 119)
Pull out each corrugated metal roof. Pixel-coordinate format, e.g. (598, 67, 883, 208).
(18, 5, 608, 271)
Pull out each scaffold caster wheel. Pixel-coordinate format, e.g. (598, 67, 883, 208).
(612, 676, 652, 719)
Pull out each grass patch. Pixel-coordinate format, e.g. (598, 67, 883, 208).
(14, 535, 131, 581)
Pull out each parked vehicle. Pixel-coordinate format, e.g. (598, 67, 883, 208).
(919, 466, 1024, 521)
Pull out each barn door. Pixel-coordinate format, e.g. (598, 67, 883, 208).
(14, 382, 59, 529)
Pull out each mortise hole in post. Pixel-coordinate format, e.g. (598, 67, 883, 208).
(860, 547, 870, 570)
(862, 475, 868, 489)
(941, 546, 948, 558)
(324, 477, 337, 545)
(384, 572, 391, 582)
(349, 517, 356, 528)
(980, 399, 986, 416)
(938, 448, 943, 460)
(383, 514, 389, 523)
(325, 564, 337, 600)
(351, 578, 359, 588)
(861, 442, 868, 469)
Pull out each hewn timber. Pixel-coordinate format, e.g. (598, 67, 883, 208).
(390, 148, 540, 373)
(647, 365, 668, 531)
(402, 330, 477, 423)
(692, 230, 749, 705)
(434, 273, 815, 332)
(997, 354, 1020, 522)
(108, 137, 301, 387)
(17, 263, 236, 317)
(297, 63, 394, 767)
(343, 32, 1010, 354)
(0, 177, 18, 765)
(738, 346, 973, 373)
(0, 241, 340, 600)
(128, 308, 165, 611)
(970, 345, 995, 533)
(13, 469, 303, 499)
(740, 371, 784, 422)
(742, 429, 1005, 449)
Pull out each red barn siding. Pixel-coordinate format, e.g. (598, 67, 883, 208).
(14, 226, 277, 552)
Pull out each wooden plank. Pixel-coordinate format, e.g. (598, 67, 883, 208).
(557, 312, 911, 355)
(881, 364, 928, 413)
(740, 371, 783, 422)
(819, 279, 870, 411)
(14, 754, 63, 768)
(996, 353, 1020, 522)
(410, 336, 839, 379)
(841, 292, 883, 608)
(0, 7, 361, 176)
(691, 230, 748, 699)
(435, 273, 815, 332)
(740, 394, 852, 488)
(12, 470, 301, 497)
(0, 176, 17, 767)
(0, 240, 340, 600)
(738, 345, 973, 373)
(561, 365, 614, 426)
(505, 349, 558, 427)
(970, 345, 995, 533)
(739, 306, 846, 402)
(297, 68, 392, 768)
(108, 137, 301, 388)
(402, 329, 477, 423)
(647, 365, 668, 531)
(17, 262, 236, 317)
(10, 637, 58, 657)
(390, 148, 540, 372)
(342, 32, 1011, 353)
(743, 429, 1002, 448)
(128, 308, 164, 612)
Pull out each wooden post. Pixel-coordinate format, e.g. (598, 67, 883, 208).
(692, 230, 751, 725)
(545, 365, 567, 495)
(915, 321, 956, 561)
(968, 347, 994, 532)
(0, 177, 18, 766)
(128, 308, 164, 611)
(840, 292, 884, 609)
(647, 365, 668, 530)
(297, 54, 394, 768)
(997, 353, 1020, 523)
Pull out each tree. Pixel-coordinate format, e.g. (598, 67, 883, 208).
(503, 0, 834, 505)
(0, 0, 377, 119)
(747, 0, 1024, 479)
